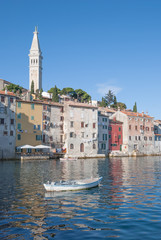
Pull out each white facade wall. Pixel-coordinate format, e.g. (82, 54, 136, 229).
(42, 103, 63, 150)
(0, 93, 16, 159)
(63, 103, 98, 157)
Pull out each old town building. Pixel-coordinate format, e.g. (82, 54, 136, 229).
(108, 119, 123, 152)
(0, 91, 16, 159)
(110, 110, 155, 154)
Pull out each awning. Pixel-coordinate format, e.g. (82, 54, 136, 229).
(34, 145, 51, 149)
(17, 145, 35, 149)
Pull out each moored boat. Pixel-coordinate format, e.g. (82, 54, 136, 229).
(43, 177, 102, 191)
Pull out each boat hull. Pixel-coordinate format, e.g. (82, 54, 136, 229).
(44, 177, 102, 191)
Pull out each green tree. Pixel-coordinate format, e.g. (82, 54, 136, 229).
(104, 90, 114, 106)
(75, 89, 91, 102)
(31, 81, 34, 94)
(39, 88, 43, 100)
(6, 83, 23, 94)
(110, 96, 117, 109)
(133, 102, 137, 112)
(60, 87, 74, 95)
(99, 97, 107, 107)
(52, 85, 59, 102)
(117, 102, 127, 110)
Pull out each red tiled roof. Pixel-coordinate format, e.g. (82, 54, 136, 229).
(0, 90, 16, 97)
(121, 110, 153, 118)
(68, 101, 98, 109)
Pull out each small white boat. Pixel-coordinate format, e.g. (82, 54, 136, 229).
(43, 177, 102, 191)
(60, 157, 78, 161)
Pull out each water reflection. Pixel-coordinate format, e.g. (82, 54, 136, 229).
(1, 157, 161, 239)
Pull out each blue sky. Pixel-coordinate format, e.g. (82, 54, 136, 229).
(1, 0, 161, 119)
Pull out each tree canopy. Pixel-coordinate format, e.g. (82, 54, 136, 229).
(133, 102, 137, 112)
(5, 83, 23, 94)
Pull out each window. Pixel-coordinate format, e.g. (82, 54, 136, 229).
(144, 136, 147, 141)
(140, 125, 143, 130)
(43, 105, 47, 110)
(17, 113, 21, 119)
(31, 116, 34, 120)
(60, 125, 63, 130)
(101, 143, 106, 150)
(138, 136, 141, 140)
(70, 144, 74, 149)
(93, 143, 96, 149)
(37, 125, 41, 130)
(31, 104, 35, 110)
(70, 132, 74, 138)
(119, 135, 121, 139)
(108, 127, 112, 131)
(3, 131, 8, 136)
(1, 96, 5, 102)
(0, 107, 4, 113)
(17, 123, 21, 130)
(93, 123, 96, 128)
(146, 127, 149, 131)
(103, 125, 107, 129)
(80, 143, 84, 152)
(10, 130, 13, 136)
(149, 137, 152, 141)
(10, 97, 13, 103)
(119, 127, 121, 132)
(81, 122, 84, 128)
(60, 107, 64, 113)
(129, 136, 131, 140)
(60, 116, 64, 121)
(17, 134, 21, 140)
(135, 136, 137, 140)
(151, 127, 154, 131)
(93, 133, 96, 138)
(18, 102, 21, 108)
(129, 125, 131, 130)
(103, 134, 107, 141)
(0, 118, 4, 124)
(33, 125, 36, 130)
(135, 126, 137, 130)
(11, 119, 14, 124)
(109, 134, 111, 139)
(36, 135, 42, 141)
(70, 121, 74, 127)
(81, 132, 84, 138)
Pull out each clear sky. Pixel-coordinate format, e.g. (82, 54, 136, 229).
(1, 0, 161, 119)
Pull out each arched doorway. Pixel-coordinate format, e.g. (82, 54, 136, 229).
(80, 143, 84, 152)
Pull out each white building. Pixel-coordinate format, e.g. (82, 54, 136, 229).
(29, 27, 43, 92)
(0, 91, 16, 159)
(63, 102, 98, 158)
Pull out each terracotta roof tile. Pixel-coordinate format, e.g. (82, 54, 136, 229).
(0, 90, 16, 96)
(121, 110, 153, 118)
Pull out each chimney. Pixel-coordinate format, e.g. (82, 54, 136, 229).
(5, 89, 7, 94)
(142, 111, 144, 117)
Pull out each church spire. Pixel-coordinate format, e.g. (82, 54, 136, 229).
(29, 27, 43, 92)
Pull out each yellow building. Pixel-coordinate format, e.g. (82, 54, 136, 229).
(16, 100, 43, 148)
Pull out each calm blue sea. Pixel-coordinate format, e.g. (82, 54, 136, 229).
(1, 157, 161, 239)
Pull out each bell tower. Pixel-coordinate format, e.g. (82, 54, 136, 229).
(29, 27, 43, 92)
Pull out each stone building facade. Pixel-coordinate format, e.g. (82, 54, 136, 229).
(110, 110, 155, 155)
(0, 91, 16, 159)
(98, 110, 109, 155)
(63, 102, 98, 158)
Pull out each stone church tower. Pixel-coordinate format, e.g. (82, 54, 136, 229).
(29, 27, 43, 92)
